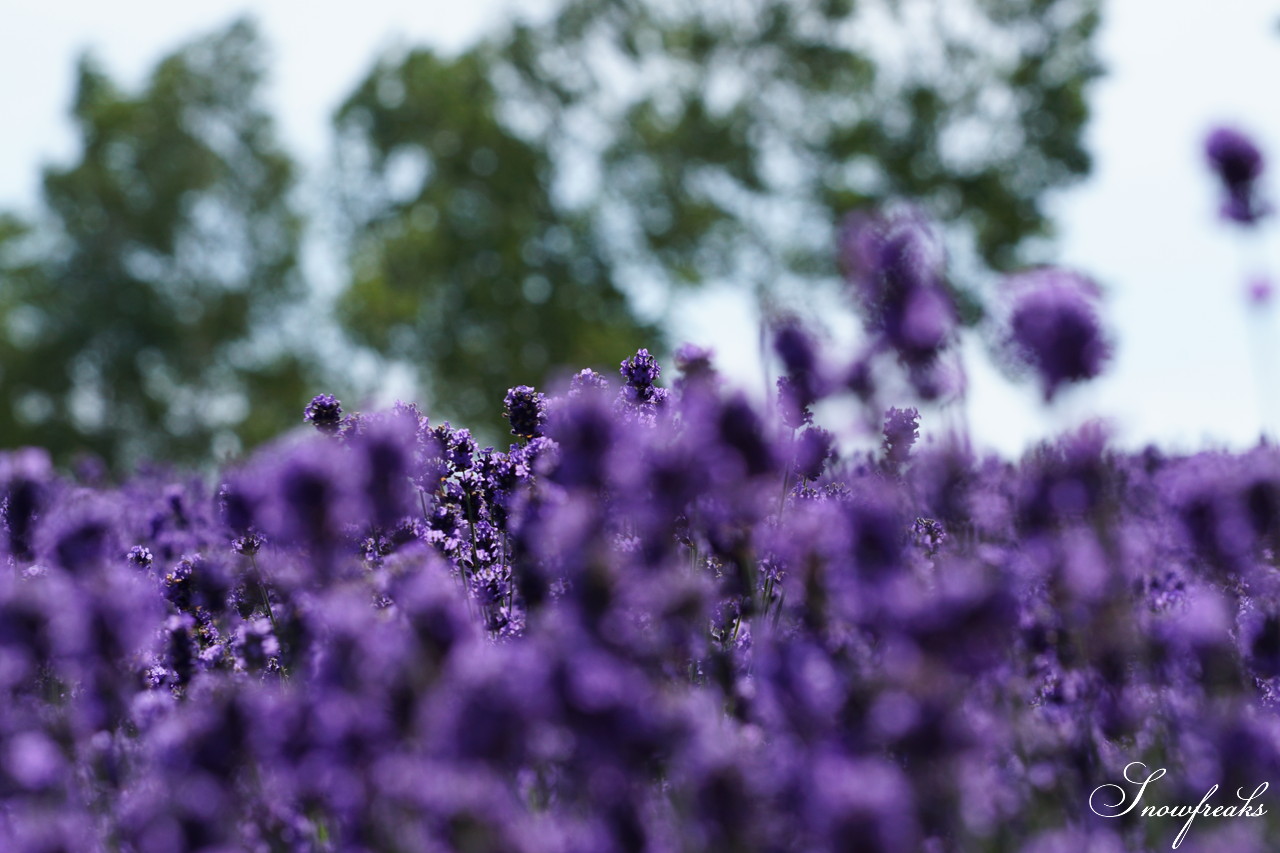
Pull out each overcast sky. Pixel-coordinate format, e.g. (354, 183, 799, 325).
(3, 0, 1280, 456)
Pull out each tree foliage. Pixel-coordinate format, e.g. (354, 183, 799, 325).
(333, 0, 1100, 433)
(496, 0, 1100, 299)
(334, 46, 657, 434)
(0, 1, 1103, 464)
(0, 20, 312, 468)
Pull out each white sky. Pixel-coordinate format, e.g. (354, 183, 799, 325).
(2, 0, 1279, 456)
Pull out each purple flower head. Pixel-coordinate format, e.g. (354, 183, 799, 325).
(230, 531, 264, 556)
(546, 393, 614, 491)
(773, 321, 830, 413)
(618, 348, 671, 416)
(234, 617, 280, 671)
(839, 207, 941, 299)
(809, 756, 919, 853)
(838, 206, 955, 365)
(621, 348, 661, 391)
(717, 393, 778, 478)
(911, 516, 946, 557)
(1206, 125, 1269, 224)
(1, 448, 52, 562)
(1247, 275, 1274, 307)
(504, 385, 548, 439)
(303, 393, 343, 435)
(777, 376, 813, 430)
(795, 427, 836, 482)
(673, 344, 718, 399)
(674, 343, 714, 377)
(432, 423, 477, 474)
(49, 512, 114, 574)
(845, 349, 877, 403)
(353, 414, 417, 527)
(1240, 609, 1280, 678)
(882, 406, 920, 467)
(245, 437, 360, 571)
(896, 283, 955, 362)
(568, 368, 611, 398)
(1207, 126, 1264, 189)
(1004, 268, 1110, 401)
(773, 322, 817, 382)
(127, 544, 153, 568)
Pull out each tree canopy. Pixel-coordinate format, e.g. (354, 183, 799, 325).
(335, 0, 1101, 433)
(0, 21, 312, 468)
(494, 0, 1100, 293)
(0, 2, 1102, 463)
(333, 46, 656, 431)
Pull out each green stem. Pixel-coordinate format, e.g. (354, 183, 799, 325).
(249, 552, 277, 635)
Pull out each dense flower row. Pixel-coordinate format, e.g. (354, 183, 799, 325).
(1, 331, 1279, 852)
(0, 199, 1273, 852)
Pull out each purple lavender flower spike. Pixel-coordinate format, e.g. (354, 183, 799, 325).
(883, 406, 920, 467)
(621, 347, 661, 391)
(838, 206, 956, 368)
(303, 393, 343, 435)
(1003, 268, 1111, 401)
(1206, 125, 1270, 225)
(617, 347, 670, 419)
(569, 367, 611, 398)
(504, 385, 548, 439)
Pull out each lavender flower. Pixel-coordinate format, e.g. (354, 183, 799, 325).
(504, 385, 548, 439)
(1206, 125, 1270, 225)
(777, 376, 813, 429)
(569, 368, 611, 398)
(795, 427, 836, 482)
(839, 207, 956, 370)
(882, 406, 920, 467)
(911, 516, 946, 557)
(303, 393, 343, 435)
(1004, 268, 1111, 401)
(621, 347, 661, 390)
(617, 347, 670, 420)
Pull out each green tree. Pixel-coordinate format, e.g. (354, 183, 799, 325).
(497, 0, 1101, 304)
(334, 46, 656, 435)
(0, 19, 312, 468)
(334, 0, 1100, 431)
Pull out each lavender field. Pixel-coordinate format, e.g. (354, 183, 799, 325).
(3, 182, 1280, 852)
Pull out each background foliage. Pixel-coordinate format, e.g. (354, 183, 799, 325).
(0, 1, 1101, 467)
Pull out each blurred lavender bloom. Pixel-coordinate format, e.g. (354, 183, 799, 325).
(882, 406, 920, 468)
(773, 322, 825, 405)
(1206, 125, 1270, 225)
(795, 427, 836, 482)
(838, 206, 956, 367)
(127, 544, 154, 569)
(568, 368, 611, 398)
(45, 505, 116, 575)
(674, 343, 714, 377)
(354, 413, 417, 528)
(776, 376, 814, 430)
(673, 343, 718, 396)
(911, 517, 946, 557)
(809, 755, 919, 853)
(1003, 268, 1111, 401)
(1247, 275, 1273, 306)
(0, 448, 51, 562)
